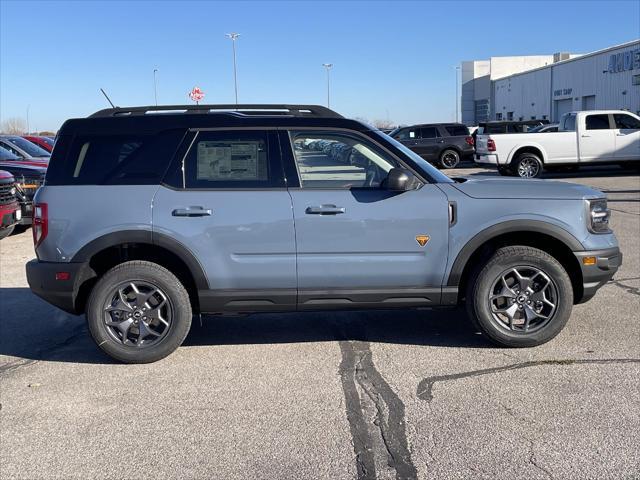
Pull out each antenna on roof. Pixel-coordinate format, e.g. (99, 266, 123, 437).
(100, 88, 116, 108)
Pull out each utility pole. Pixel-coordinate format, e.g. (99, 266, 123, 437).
(153, 68, 159, 106)
(226, 33, 240, 104)
(322, 63, 333, 108)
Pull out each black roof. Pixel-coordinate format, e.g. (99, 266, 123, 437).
(60, 104, 370, 135)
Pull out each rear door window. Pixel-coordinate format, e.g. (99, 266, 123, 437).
(182, 130, 284, 189)
(419, 127, 439, 139)
(562, 114, 577, 131)
(614, 114, 640, 130)
(585, 114, 612, 130)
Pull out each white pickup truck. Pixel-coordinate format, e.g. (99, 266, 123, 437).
(475, 110, 640, 177)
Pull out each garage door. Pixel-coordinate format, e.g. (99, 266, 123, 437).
(554, 99, 573, 121)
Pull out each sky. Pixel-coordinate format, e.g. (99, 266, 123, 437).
(1, 0, 639, 131)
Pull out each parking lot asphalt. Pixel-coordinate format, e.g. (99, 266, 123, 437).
(1, 165, 639, 480)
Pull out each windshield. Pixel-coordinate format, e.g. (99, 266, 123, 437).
(0, 146, 20, 160)
(369, 130, 454, 183)
(4, 137, 50, 157)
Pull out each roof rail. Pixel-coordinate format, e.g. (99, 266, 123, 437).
(89, 104, 343, 119)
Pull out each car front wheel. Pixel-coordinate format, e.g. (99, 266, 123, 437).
(439, 149, 460, 169)
(86, 260, 192, 363)
(466, 246, 573, 347)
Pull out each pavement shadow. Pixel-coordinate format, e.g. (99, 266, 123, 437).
(0, 287, 488, 365)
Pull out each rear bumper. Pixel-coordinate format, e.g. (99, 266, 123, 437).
(26, 259, 87, 314)
(573, 247, 622, 303)
(475, 153, 499, 165)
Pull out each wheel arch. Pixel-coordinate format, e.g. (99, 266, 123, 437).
(71, 230, 208, 313)
(448, 220, 584, 304)
(508, 144, 547, 165)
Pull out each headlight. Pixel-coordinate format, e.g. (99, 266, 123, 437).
(586, 198, 611, 233)
(10, 187, 16, 195)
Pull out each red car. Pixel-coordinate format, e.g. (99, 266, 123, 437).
(23, 135, 55, 153)
(0, 170, 21, 239)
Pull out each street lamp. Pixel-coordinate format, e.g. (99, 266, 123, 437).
(153, 68, 159, 106)
(454, 66, 460, 123)
(226, 33, 240, 104)
(322, 63, 333, 108)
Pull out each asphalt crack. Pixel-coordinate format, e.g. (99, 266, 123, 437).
(608, 278, 640, 296)
(339, 338, 417, 480)
(417, 358, 640, 402)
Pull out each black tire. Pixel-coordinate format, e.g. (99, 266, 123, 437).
(86, 260, 192, 363)
(466, 246, 573, 347)
(0, 225, 15, 240)
(439, 149, 460, 169)
(497, 166, 512, 176)
(513, 153, 543, 178)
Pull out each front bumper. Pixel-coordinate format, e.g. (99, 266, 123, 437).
(26, 259, 88, 314)
(18, 201, 33, 225)
(573, 247, 622, 303)
(0, 202, 20, 228)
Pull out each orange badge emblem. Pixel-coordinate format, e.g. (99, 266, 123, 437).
(416, 235, 430, 247)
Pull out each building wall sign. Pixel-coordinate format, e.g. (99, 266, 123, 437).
(608, 49, 640, 73)
(554, 88, 573, 97)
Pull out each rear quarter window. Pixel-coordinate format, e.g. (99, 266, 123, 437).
(45, 130, 185, 185)
(444, 125, 469, 136)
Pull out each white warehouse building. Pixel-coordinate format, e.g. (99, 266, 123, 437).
(461, 40, 640, 125)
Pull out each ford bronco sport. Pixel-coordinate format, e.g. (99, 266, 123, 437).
(26, 104, 621, 363)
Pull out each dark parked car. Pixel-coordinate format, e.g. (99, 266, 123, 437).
(389, 123, 473, 169)
(0, 158, 46, 226)
(528, 123, 559, 133)
(0, 137, 49, 167)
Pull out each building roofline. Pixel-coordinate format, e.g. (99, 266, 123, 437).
(492, 39, 640, 83)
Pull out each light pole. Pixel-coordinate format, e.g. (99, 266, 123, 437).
(26, 105, 30, 134)
(153, 68, 159, 106)
(322, 63, 333, 108)
(455, 66, 460, 123)
(226, 33, 240, 104)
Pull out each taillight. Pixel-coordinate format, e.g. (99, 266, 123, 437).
(33, 202, 48, 248)
(465, 136, 474, 146)
(487, 139, 496, 152)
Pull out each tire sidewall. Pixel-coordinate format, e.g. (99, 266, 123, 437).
(471, 248, 573, 347)
(440, 149, 460, 169)
(86, 261, 192, 363)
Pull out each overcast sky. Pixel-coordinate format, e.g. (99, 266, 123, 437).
(1, 0, 639, 131)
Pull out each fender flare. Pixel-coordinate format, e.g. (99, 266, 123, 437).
(71, 230, 209, 289)
(446, 220, 584, 286)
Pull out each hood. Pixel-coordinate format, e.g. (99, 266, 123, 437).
(0, 159, 48, 168)
(451, 177, 602, 200)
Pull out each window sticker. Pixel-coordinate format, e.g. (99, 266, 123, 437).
(197, 141, 259, 180)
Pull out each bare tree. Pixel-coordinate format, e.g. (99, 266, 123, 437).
(1, 117, 27, 135)
(372, 119, 395, 130)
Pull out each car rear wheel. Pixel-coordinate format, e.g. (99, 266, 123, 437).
(513, 153, 543, 178)
(439, 149, 460, 169)
(86, 260, 192, 363)
(466, 246, 573, 347)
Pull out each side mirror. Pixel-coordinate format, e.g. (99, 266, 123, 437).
(385, 168, 420, 192)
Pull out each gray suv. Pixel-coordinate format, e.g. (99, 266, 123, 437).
(389, 123, 474, 169)
(27, 104, 621, 363)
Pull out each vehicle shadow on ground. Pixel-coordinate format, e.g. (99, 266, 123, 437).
(0, 288, 489, 365)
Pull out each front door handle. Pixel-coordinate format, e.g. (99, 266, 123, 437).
(305, 205, 346, 215)
(581, 134, 591, 138)
(172, 206, 213, 217)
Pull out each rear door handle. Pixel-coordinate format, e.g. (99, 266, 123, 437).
(172, 206, 213, 217)
(305, 205, 346, 215)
